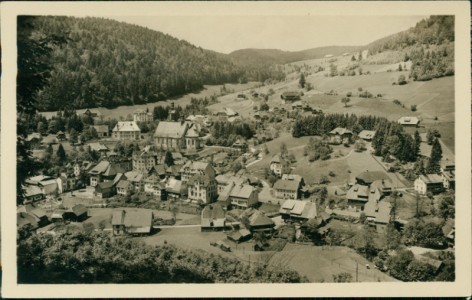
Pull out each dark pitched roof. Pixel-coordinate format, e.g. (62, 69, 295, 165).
(70, 204, 87, 216)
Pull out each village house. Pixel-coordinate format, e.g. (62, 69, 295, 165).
(64, 204, 88, 222)
(112, 209, 154, 236)
(398, 116, 420, 127)
(227, 228, 252, 243)
(346, 184, 380, 211)
(112, 121, 141, 140)
(17, 212, 40, 231)
(440, 161, 455, 190)
(88, 142, 110, 156)
(232, 139, 248, 152)
(280, 91, 301, 102)
(25, 175, 58, 195)
(133, 109, 153, 123)
(246, 210, 275, 232)
(181, 161, 216, 183)
(92, 125, 109, 138)
(132, 150, 158, 172)
(215, 174, 249, 194)
(355, 171, 388, 186)
(94, 181, 115, 198)
(273, 178, 300, 200)
(269, 154, 290, 177)
(201, 203, 226, 232)
(187, 174, 218, 204)
(148, 164, 167, 180)
(22, 185, 45, 203)
(56, 131, 66, 141)
(364, 200, 392, 232)
(116, 180, 133, 196)
(279, 200, 318, 223)
(358, 130, 376, 141)
(329, 127, 353, 144)
(124, 171, 145, 192)
(143, 174, 166, 200)
(165, 178, 187, 201)
(88, 160, 125, 187)
(218, 180, 259, 210)
(17, 204, 49, 228)
(414, 174, 444, 195)
(56, 172, 77, 193)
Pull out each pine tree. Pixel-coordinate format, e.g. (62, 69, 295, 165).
(427, 138, 442, 173)
(413, 130, 421, 159)
(164, 151, 174, 166)
(56, 144, 67, 163)
(299, 73, 306, 89)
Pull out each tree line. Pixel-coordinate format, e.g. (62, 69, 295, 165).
(18, 229, 306, 283)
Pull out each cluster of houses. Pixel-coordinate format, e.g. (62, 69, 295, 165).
(17, 202, 88, 232)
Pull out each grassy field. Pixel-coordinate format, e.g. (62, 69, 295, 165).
(269, 243, 396, 282)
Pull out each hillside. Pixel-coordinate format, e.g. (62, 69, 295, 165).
(26, 16, 282, 111)
(229, 45, 361, 67)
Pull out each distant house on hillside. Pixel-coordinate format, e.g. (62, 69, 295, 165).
(414, 174, 444, 195)
(358, 130, 376, 141)
(112, 209, 154, 236)
(398, 116, 420, 127)
(112, 121, 141, 140)
(281, 91, 301, 102)
(329, 127, 353, 144)
(270, 154, 290, 177)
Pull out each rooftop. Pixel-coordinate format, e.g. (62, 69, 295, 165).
(154, 121, 189, 138)
(113, 121, 140, 132)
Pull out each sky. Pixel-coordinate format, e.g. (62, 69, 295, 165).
(110, 15, 427, 54)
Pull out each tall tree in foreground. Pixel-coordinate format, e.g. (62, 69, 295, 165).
(16, 16, 66, 204)
(164, 151, 174, 166)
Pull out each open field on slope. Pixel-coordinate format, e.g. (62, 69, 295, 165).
(269, 244, 397, 282)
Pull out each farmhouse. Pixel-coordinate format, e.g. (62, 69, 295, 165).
(270, 154, 290, 177)
(92, 125, 109, 137)
(227, 228, 252, 243)
(112, 121, 141, 140)
(201, 203, 226, 232)
(358, 130, 376, 141)
(355, 171, 389, 186)
(281, 91, 301, 102)
(398, 116, 420, 127)
(279, 200, 318, 223)
(88, 142, 109, 156)
(25, 175, 58, 195)
(273, 179, 300, 200)
(414, 174, 444, 195)
(17, 212, 40, 231)
(187, 174, 218, 204)
(364, 200, 392, 231)
(329, 127, 353, 144)
(112, 209, 154, 236)
(133, 109, 153, 123)
(22, 185, 45, 203)
(17, 204, 49, 227)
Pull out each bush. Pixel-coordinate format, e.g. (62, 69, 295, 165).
(328, 171, 336, 177)
(410, 105, 417, 111)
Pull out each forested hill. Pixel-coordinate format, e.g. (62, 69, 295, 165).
(366, 16, 454, 81)
(30, 16, 280, 111)
(229, 46, 361, 67)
